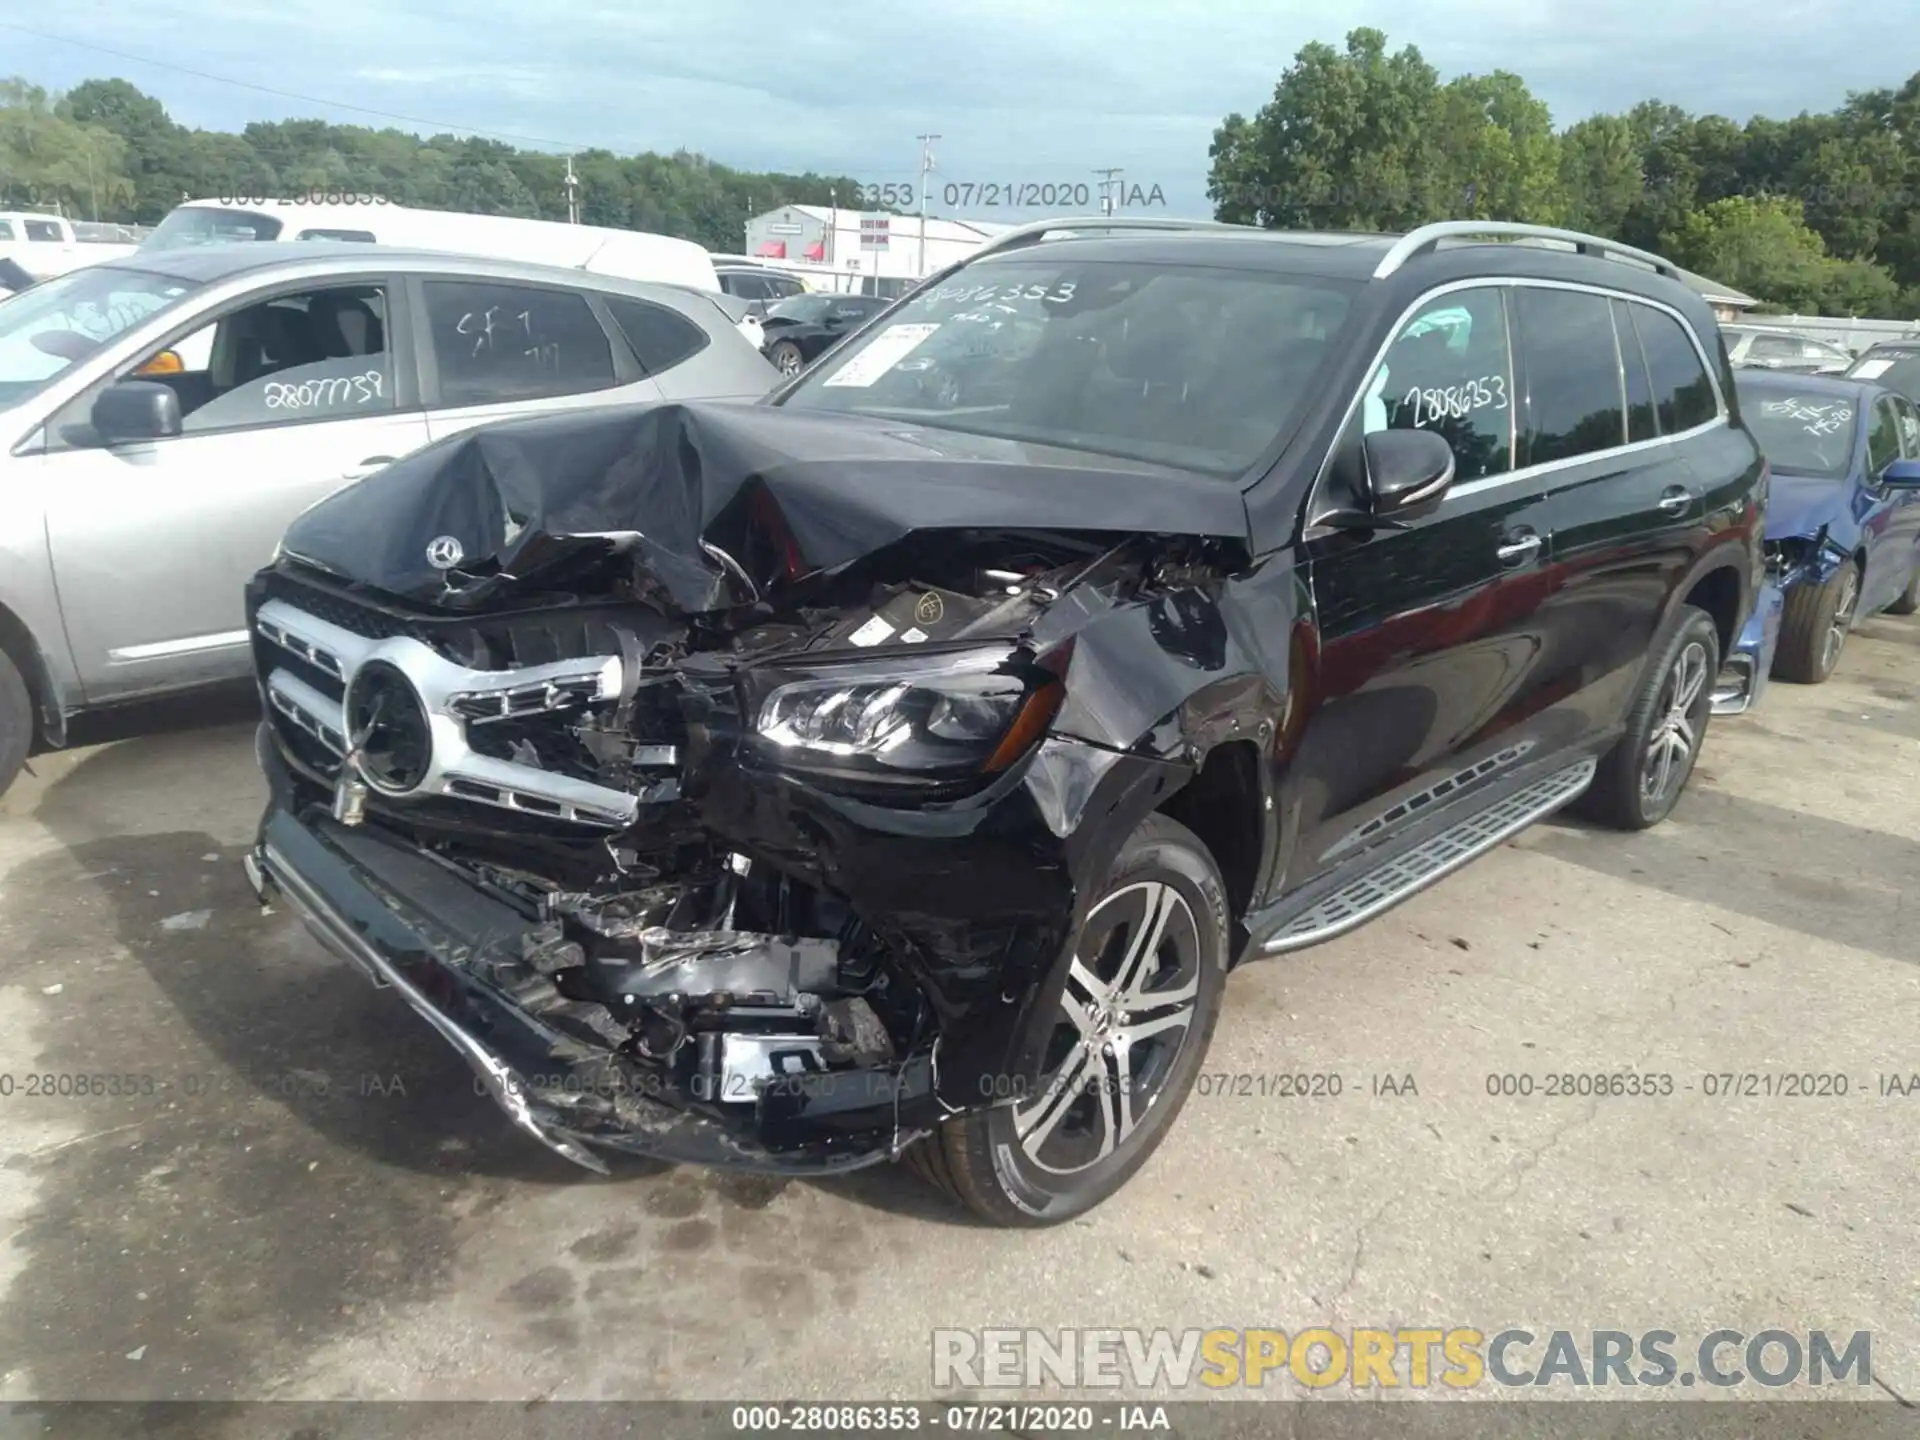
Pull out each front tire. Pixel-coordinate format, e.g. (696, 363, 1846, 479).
(1773, 561, 1860, 682)
(1578, 605, 1718, 831)
(905, 813, 1229, 1227)
(768, 340, 805, 377)
(0, 648, 31, 798)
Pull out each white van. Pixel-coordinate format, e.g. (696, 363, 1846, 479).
(141, 199, 763, 347)
(144, 198, 723, 293)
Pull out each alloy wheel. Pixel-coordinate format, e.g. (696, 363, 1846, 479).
(1823, 566, 1859, 673)
(1641, 638, 1710, 809)
(773, 345, 803, 376)
(1016, 881, 1203, 1176)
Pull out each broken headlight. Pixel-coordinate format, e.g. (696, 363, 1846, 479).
(751, 648, 1062, 781)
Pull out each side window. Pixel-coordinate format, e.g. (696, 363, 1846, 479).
(0, 221, 14, 240)
(1632, 306, 1718, 434)
(601, 295, 709, 376)
(25, 219, 62, 242)
(1867, 398, 1903, 475)
(1361, 286, 1513, 482)
(1613, 300, 1657, 443)
(421, 280, 616, 406)
(125, 283, 394, 435)
(1750, 334, 1799, 360)
(1514, 288, 1625, 466)
(724, 272, 771, 301)
(298, 228, 378, 243)
(1894, 395, 1920, 458)
(768, 275, 805, 300)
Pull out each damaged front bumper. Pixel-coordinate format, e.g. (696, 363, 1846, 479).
(247, 740, 939, 1175)
(1713, 571, 1786, 716)
(1714, 528, 1849, 716)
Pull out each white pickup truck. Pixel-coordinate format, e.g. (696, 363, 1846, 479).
(0, 212, 140, 285)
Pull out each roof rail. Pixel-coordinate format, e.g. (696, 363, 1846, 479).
(968, 214, 1256, 263)
(1371, 222, 1684, 282)
(883, 214, 1253, 304)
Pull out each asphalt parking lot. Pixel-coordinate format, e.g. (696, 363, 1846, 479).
(0, 614, 1916, 1413)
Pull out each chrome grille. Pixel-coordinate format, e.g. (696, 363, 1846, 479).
(255, 599, 662, 829)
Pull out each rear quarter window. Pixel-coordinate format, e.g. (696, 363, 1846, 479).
(602, 295, 710, 375)
(1630, 305, 1718, 434)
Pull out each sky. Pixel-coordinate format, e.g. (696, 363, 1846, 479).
(5, 1, 1909, 222)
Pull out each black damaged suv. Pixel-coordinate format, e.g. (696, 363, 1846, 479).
(244, 218, 1765, 1224)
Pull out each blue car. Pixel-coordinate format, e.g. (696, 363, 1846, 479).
(1714, 372, 1920, 708)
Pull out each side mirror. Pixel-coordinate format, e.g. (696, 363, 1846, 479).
(1882, 458, 1920, 490)
(1363, 428, 1457, 519)
(92, 380, 182, 444)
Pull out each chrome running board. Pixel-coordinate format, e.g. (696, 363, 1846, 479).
(1260, 758, 1597, 955)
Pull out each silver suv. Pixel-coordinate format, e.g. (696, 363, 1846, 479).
(0, 243, 779, 793)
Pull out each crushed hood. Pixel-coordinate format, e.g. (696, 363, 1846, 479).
(1764, 471, 1857, 541)
(280, 401, 1250, 613)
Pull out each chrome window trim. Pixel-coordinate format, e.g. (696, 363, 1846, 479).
(1307, 275, 1729, 527)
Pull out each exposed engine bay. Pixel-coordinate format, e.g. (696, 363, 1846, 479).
(245, 401, 1255, 1169)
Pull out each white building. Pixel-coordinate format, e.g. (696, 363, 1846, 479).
(743, 205, 1013, 297)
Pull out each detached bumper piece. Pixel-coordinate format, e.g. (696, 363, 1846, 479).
(246, 798, 936, 1175)
(1713, 572, 1787, 717)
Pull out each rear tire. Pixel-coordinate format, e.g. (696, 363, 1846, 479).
(1888, 558, 1920, 616)
(1578, 606, 1717, 832)
(0, 648, 33, 798)
(905, 813, 1229, 1227)
(1773, 561, 1860, 682)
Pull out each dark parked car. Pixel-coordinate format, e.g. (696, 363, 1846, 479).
(1733, 371, 1920, 682)
(714, 262, 807, 320)
(759, 293, 891, 375)
(1844, 340, 1920, 404)
(243, 218, 1764, 1225)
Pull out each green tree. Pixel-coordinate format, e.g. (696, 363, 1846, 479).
(1663, 195, 1837, 312)
(58, 76, 186, 221)
(1205, 28, 1447, 230)
(0, 77, 132, 218)
(1435, 70, 1561, 222)
(1557, 114, 1643, 236)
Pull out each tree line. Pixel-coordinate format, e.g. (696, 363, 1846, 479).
(0, 77, 861, 255)
(5, 44, 1919, 316)
(1208, 29, 1920, 316)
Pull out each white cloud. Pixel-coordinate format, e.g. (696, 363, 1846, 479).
(11, 0, 1911, 220)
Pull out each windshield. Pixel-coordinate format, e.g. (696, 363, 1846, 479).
(779, 258, 1357, 476)
(143, 206, 285, 250)
(767, 294, 835, 323)
(0, 265, 199, 409)
(1738, 385, 1857, 479)
(1847, 348, 1920, 402)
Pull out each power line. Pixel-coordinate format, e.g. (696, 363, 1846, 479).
(0, 20, 592, 152)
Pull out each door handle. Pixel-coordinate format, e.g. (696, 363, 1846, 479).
(1496, 532, 1542, 565)
(1656, 487, 1693, 515)
(343, 455, 397, 480)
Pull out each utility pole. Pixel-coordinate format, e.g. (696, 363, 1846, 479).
(1094, 168, 1123, 217)
(916, 132, 940, 278)
(564, 155, 580, 224)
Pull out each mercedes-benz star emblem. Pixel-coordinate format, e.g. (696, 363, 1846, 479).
(343, 660, 433, 794)
(425, 535, 464, 570)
